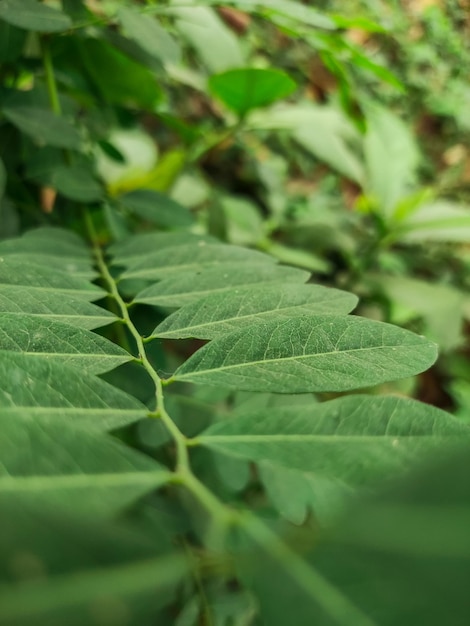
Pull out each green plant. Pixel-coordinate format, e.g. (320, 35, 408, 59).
(2, 216, 470, 625)
(2, 1, 470, 624)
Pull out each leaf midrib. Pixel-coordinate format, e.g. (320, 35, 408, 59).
(198, 434, 451, 444)
(0, 470, 170, 492)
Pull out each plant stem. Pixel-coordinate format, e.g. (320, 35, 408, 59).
(41, 37, 61, 116)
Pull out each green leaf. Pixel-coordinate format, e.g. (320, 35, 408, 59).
(77, 37, 162, 108)
(118, 6, 181, 64)
(209, 68, 297, 117)
(399, 201, 470, 242)
(310, 449, 470, 625)
(153, 283, 358, 339)
(2, 106, 81, 150)
(197, 395, 468, 488)
(0, 258, 104, 301)
(52, 164, 103, 203)
(121, 243, 276, 281)
(109, 231, 216, 266)
(0, 352, 147, 430)
(0, 286, 116, 329)
(120, 189, 194, 229)
(174, 315, 438, 392)
(0, 501, 187, 625)
(0, 228, 90, 258)
(0, 19, 27, 61)
(134, 264, 310, 307)
(364, 104, 419, 217)
(0, 0, 72, 32)
(0, 314, 132, 374)
(259, 462, 350, 525)
(173, 6, 244, 73)
(0, 413, 170, 518)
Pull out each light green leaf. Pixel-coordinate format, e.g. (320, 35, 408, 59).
(3, 106, 80, 150)
(364, 104, 419, 217)
(0, 247, 95, 279)
(0, 352, 147, 430)
(134, 264, 310, 307)
(120, 189, 194, 228)
(399, 201, 470, 242)
(0, 286, 116, 329)
(0, 413, 170, 518)
(153, 283, 358, 339)
(121, 243, 275, 281)
(209, 68, 297, 118)
(0, 258, 104, 301)
(118, 6, 181, 64)
(197, 395, 467, 487)
(0, 0, 72, 32)
(109, 231, 217, 266)
(174, 316, 438, 392)
(173, 6, 244, 73)
(0, 315, 131, 374)
(52, 164, 103, 203)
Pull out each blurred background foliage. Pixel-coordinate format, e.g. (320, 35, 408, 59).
(1, 0, 470, 416)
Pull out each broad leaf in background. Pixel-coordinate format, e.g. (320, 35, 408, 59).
(0, 0, 71, 32)
(154, 283, 358, 339)
(209, 68, 297, 118)
(120, 189, 194, 229)
(248, 104, 365, 184)
(0, 353, 147, 431)
(398, 201, 470, 242)
(118, 6, 181, 65)
(2, 106, 81, 150)
(51, 164, 103, 203)
(172, 6, 244, 73)
(175, 316, 437, 392)
(364, 104, 420, 219)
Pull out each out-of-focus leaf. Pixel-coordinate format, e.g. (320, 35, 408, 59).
(0, 0, 71, 32)
(120, 189, 194, 229)
(3, 106, 81, 150)
(52, 164, 102, 202)
(209, 68, 297, 117)
(364, 104, 419, 218)
(398, 201, 470, 242)
(118, 6, 181, 64)
(172, 6, 244, 72)
(0, 19, 26, 61)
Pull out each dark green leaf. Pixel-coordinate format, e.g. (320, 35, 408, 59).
(52, 164, 103, 202)
(121, 189, 194, 229)
(0, 352, 147, 430)
(134, 264, 310, 307)
(0, 314, 132, 374)
(174, 316, 438, 392)
(154, 283, 358, 339)
(3, 106, 81, 150)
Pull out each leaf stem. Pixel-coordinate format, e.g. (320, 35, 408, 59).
(41, 37, 61, 116)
